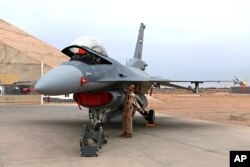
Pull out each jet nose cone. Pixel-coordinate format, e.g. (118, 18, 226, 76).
(35, 65, 83, 95)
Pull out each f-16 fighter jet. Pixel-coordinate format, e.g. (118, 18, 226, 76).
(35, 23, 229, 128)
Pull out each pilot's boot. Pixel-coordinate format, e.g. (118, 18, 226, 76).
(119, 132, 127, 137)
(122, 133, 132, 138)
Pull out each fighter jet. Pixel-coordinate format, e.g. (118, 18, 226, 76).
(233, 75, 247, 92)
(35, 23, 230, 127)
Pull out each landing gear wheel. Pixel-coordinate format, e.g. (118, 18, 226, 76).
(94, 123, 102, 131)
(102, 136, 108, 144)
(93, 123, 108, 144)
(147, 109, 155, 124)
(92, 133, 107, 144)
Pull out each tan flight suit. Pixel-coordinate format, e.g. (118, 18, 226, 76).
(122, 91, 136, 134)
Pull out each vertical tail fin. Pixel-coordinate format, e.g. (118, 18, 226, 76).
(126, 23, 148, 71)
(134, 23, 146, 60)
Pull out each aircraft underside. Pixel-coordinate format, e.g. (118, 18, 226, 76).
(73, 88, 155, 129)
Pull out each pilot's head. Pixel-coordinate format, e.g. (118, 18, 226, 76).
(129, 84, 135, 92)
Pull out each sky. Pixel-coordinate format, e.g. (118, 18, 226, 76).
(1, 0, 250, 87)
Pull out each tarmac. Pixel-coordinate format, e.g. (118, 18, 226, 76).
(0, 104, 250, 167)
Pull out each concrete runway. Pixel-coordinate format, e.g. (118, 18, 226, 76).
(0, 105, 250, 167)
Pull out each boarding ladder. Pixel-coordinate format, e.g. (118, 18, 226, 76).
(80, 124, 107, 157)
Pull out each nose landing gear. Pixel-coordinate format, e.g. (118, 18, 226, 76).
(88, 109, 108, 143)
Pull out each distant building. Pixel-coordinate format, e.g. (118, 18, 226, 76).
(0, 19, 69, 84)
(0, 19, 69, 104)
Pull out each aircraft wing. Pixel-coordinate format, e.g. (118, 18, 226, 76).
(98, 77, 232, 93)
(98, 76, 231, 84)
(153, 79, 232, 92)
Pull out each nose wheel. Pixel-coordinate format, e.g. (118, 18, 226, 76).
(88, 109, 108, 144)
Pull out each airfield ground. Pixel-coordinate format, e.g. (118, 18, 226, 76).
(0, 93, 250, 167)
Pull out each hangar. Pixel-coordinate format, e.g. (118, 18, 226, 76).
(0, 19, 69, 104)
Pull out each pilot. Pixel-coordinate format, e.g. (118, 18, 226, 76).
(92, 55, 101, 64)
(119, 84, 136, 138)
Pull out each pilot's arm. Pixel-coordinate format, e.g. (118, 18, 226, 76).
(119, 83, 128, 94)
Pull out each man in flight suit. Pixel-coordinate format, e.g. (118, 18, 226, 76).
(119, 84, 136, 138)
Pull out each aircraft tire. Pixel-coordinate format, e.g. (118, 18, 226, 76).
(147, 109, 155, 124)
(102, 136, 108, 144)
(93, 123, 107, 144)
(94, 123, 102, 131)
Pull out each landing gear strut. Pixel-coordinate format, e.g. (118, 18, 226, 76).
(88, 108, 108, 143)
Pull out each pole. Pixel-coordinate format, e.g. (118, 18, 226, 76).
(41, 62, 44, 105)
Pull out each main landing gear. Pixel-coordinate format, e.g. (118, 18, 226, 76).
(135, 97, 156, 125)
(147, 109, 156, 124)
(137, 108, 156, 125)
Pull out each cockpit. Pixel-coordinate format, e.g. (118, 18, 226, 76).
(62, 46, 112, 65)
(61, 36, 112, 65)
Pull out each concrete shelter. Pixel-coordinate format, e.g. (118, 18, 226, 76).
(0, 19, 69, 104)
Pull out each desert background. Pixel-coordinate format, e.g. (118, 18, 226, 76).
(147, 88, 250, 126)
